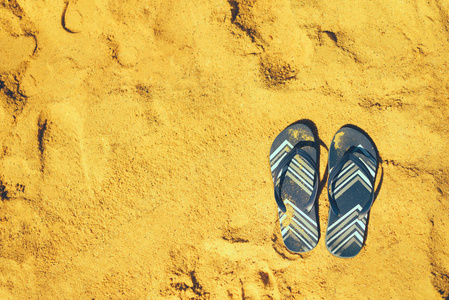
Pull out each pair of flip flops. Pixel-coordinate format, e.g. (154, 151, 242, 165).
(270, 122, 378, 258)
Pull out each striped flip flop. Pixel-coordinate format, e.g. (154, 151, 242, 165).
(270, 121, 320, 253)
(325, 125, 379, 258)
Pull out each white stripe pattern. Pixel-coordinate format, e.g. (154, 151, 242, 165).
(326, 205, 368, 256)
(327, 204, 363, 231)
(331, 145, 376, 200)
(278, 200, 319, 251)
(271, 137, 318, 252)
(270, 140, 293, 161)
(325, 145, 377, 257)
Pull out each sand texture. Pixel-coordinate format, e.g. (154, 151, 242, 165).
(1, 0, 449, 298)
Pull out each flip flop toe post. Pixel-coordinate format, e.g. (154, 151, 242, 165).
(270, 122, 320, 253)
(325, 126, 378, 258)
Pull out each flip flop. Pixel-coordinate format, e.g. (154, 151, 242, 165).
(325, 125, 378, 258)
(270, 122, 320, 253)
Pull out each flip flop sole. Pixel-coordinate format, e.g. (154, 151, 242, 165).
(270, 122, 319, 253)
(325, 126, 378, 258)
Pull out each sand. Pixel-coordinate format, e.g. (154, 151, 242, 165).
(0, 0, 449, 298)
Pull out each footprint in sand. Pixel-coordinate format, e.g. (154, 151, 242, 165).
(37, 103, 92, 196)
(62, 0, 104, 34)
(0, 103, 36, 200)
(239, 264, 281, 300)
(0, 5, 37, 73)
(159, 236, 282, 299)
(63, 0, 155, 68)
(227, 0, 313, 86)
(198, 237, 282, 299)
(161, 245, 210, 299)
(0, 156, 35, 201)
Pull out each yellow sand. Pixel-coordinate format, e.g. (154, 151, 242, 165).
(1, 0, 449, 298)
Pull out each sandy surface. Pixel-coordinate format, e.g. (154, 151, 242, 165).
(1, 0, 449, 298)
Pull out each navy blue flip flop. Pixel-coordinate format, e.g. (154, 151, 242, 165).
(270, 122, 320, 253)
(325, 125, 379, 258)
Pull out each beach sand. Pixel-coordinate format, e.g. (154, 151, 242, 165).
(1, 0, 449, 298)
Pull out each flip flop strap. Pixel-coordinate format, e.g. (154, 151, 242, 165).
(328, 147, 375, 220)
(273, 143, 319, 214)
